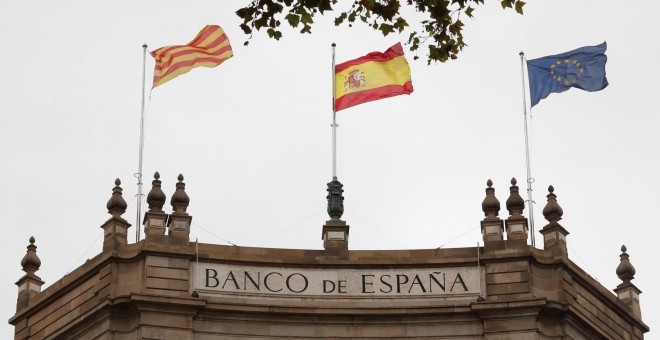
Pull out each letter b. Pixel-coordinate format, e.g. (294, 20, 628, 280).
(206, 269, 220, 288)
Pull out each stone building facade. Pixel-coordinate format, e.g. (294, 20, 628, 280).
(9, 174, 648, 339)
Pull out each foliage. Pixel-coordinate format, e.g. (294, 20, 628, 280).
(236, 0, 525, 64)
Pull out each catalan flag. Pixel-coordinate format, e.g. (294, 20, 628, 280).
(334, 43, 413, 112)
(151, 25, 233, 88)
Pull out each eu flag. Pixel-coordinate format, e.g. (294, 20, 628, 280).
(527, 42, 608, 107)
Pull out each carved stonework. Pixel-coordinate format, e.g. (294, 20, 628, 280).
(481, 179, 500, 220)
(616, 245, 636, 284)
(146, 172, 166, 213)
(542, 185, 563, 224)
(505, 178, 525, 217)
(106, 178, 127, 218)
(170, 174, 190, 215)
(20, 237, 41, 277)
(326, 177, 344, 220)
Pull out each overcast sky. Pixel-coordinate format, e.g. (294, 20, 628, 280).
(1, 0, 659, 337)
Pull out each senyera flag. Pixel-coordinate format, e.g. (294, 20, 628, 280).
(151, 25, 233, 88)
(334, 43, 413, 111)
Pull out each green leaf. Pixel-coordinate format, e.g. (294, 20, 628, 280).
(334, 12, 347, 25)
(285, 13, 301, 27)
(267, 2, 284, 13)
(428, 45, 441, 63)
(379, 23, 395, 36)
(234, 0, 530, 65)
(301, 13, 314, 24)
(318, 0, 333, 14)
(240, 23, 252, 34)
(302, 0, 318, 9)
(254, 16, 268, 30)
(235, 8, 249, 20)
(393, 17, 408, 32)
(407, 32, 416, 44)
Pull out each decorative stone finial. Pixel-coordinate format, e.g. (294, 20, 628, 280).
(20, 237, 41, 276)
(506, 177, 525, 217)
(616, 245, 636, 284)
(146, 171, 166, 213)
(16, 236, 45, 312)
(326, 176, 344, 220)
(106, 178, 127, 218)
(542, 185, 563, 224)
(481, 179, 500, 219)
(170, 174, 190, 215)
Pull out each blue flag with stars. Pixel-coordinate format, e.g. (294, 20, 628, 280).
(527, 42, 608, 107)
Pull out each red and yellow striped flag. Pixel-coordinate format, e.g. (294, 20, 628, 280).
(334, 43, 413, 111)
(151, 25, 233, 88)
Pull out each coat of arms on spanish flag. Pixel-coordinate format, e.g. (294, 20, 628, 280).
(334, 43, 413, 112)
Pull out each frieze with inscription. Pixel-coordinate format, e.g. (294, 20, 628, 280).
(195, 263, 483, 298)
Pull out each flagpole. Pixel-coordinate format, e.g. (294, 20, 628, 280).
(519, 51, 536, 248)
(135, 43, 148, 242)
(331, 43, 337, 179)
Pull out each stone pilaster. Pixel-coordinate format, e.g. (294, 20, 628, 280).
(322, 219, 350, 256)
(614, 245, 642, 319)
(504, 178, 529, 247)
(144, 172, 168, 242)
(168, 174, 191, 245)
(481, 180, 504, 251)
(539, 185, 568, 256)
(101, 179, 131, 252)
(15, 237, 45, 311)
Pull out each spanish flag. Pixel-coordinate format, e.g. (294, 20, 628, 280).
(334, 43, 413, 112)
(151, 25, 233, 88)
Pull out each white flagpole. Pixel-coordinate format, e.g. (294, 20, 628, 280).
(135, 44, 148, 242)
(331, 43, 338, 179)
(519, 51, 536, 248)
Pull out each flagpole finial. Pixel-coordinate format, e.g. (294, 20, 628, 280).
(143, 43, 148, 49)
(519, 51, 524, 57)
(332, 43, 336, 47)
